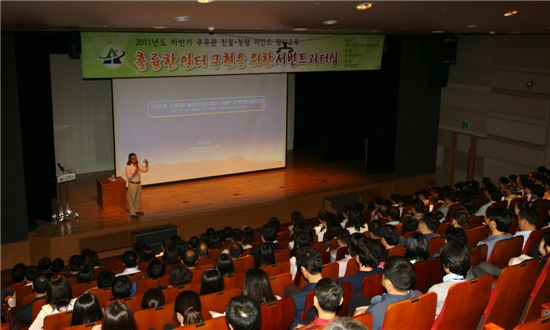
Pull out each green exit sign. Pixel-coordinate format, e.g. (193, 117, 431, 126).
(460, 120, 470, 130)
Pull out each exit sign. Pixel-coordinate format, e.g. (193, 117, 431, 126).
(460, 120, 470, 130)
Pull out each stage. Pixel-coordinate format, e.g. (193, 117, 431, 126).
(1, 152, 433, 269)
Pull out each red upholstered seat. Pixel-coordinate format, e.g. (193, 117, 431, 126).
(520, 261, 550, 323)
(354, 312, 374, 330)
(387, 246, 406, 257)
(470, 244, 488, 267)
(466, 226, 487, 248)
(488, 236, 524, 268)
(320, 262, 339, 280)
(268, 272, 292, 298)
(382, 292, 437, 330)
(136, 275, 170, 294)
(223, 272, 245, 290)
(344, 258, 359, 277)
(522, 229, 546, 257)
(190, 264, 214, 284)
(134, 303, 176, 330)
(176, 316, 227, 329)
(200, 288, 241, 317)
(432, 274, 493, 330)
(274, 249, 290, 263)
(360, 272, 383, 301)
(479, 259, 539, 330)
(163, 283, 201, 303)
(232, 255, 254, 274)
(260, 297, 295, 330)
(428, 237, 445, 257)
(43, 311, 72, 330)
(260, 260, 290, 278)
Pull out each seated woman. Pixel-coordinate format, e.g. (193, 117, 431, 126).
(254, 243, 276, 268)
(243, 268, 280, 305)
(405, 233, 429, 264)
(94, 301, 137, 330)
(216, 253, 234, 277)
(146, 259, 166, 280)
(199, 269, 224, 295)
(30, 276, 77, 330)
(76, 266, 95, 284)
(71, 293, 103, 326)
(163, 291, 204, 330)
(141, 288, 165, 309)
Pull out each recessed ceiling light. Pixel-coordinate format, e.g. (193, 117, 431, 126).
(504, 10, 518, 17)
(466, 24, 477, 28)
(174, 16, 190, 22)
(489, 31, 496, 35)
(293, 27, 308, 32)
(356, 2, 373, 10)
(322, 19, 338, 25)
(153, 26, 168, 29)
(431, 30, 445, 34)
(207, 26, 215, 32)
(197, 0, 214, 3)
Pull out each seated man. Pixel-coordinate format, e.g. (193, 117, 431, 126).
(111, 276, 132, 300)
(477, 206, 512, 260)
(251, 224, 281, 265)
(64, 255, 84, 278)
(330, 230, 351, 262)
(286, 247, 324, 328)
(338, 237, 384, 295)
(514, 206, 538, 250)
(474, 186, 501, 217)
(428, 242, 470, 317)
(116, 250, 140, 276)
(355, 256, 421, 330)
(14, 275, 48, 325)
(417, 214, 440, 240)
(182, 248, 198, 269)
(225, 295, 261, 330)
(308, 278, 343, 327)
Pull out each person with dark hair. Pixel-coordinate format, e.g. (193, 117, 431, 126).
(267, 217, 281, 233)
(102, 301, 137, 330)
(165, 291, 204, 328)
(324, 317, 368, 330)
(228, 242, 244, 259)
(216, 253, 234, 277)
(11, 263, 27, 284)
(429, 242, 470, 316)
(38, 257, 52, 274)
(330, 229, 351, 263)
(71, 293, 103, 326)
(140, 245, 155, 263)
(474, 186, 501, 217)
(97, 270, 116, 289)
(200, 269, 224, 295)
(134, 239, 146, 256)
(111, 276, 132, 299)
(51, 258, 65, 274)
(367, 220, 383, 240)
(288, 247, 324, 328)
(443, 227, 468, 247)
(250, 225, 281, 267)
(66, 254, 84, 277)
(162, 246, 179, 266)
(380, 225, 400, 251)
(405, 233, 429, 264)
(13, 275, 49, 325)
(182, 249, 198, 269)
(125, 152, 149, 218)
(346, 208, 368, 235)
(356, 256, 421, 330)
(147, 259, 166, 279)
(243, 268, 277, 305)
(169, 265, 193, 287)
(314, 210, 329, 242)
(451, 208, 470, 229)
(198, 242, 209, 259)
(411, 200, 425, 221)
(141, 288, 165, 309)
(339, 237, 384, 294)
(289, 231, 313, 280)
(438, 190, 457, 218)
(225, 295, 261, 330)
(308, 279, 343, 327)
(417, 214, 440, 240)
(477, 206, 512, 260)
(515, 206, 538, 249)
(189, 236, 200, 249)
(117, 250, 140, 276)
(77, 266, 95, 283)
(82, 249, 101, 269)
(254, 243, 276, 267)
(30, 276, 76, 330)
(4, 263, 28, 309)
(401, 214, 418, 235)
(208, 233, 222, 250)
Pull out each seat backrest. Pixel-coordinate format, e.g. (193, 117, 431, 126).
(432, 274, 493, 330)
(274, 249, 290, 263)
(354, 312, 373, 330)
(31, 298, 47, 320)
(337, 282, 353, 317)
(522, 230, 545, 257)
(232, 255, 254, 274)
(514, 316, 550, 330)
(413, 260, 431, 293)
(200, 288, 241, 315)
(136, 275, 170, 295)
(260, 297, 295, 330)
(134, 303, 175, 330)
(387, 246, 406, 257)
(427, 257, 445, 291)
(88, 287, 113, 308)
(428, 237, 445, 257)
(321, 262, 339, 280)
(177, 316, 227, 330)
(163, 283, 201, 304)
(344, 257, 359, 277)
(269, 273, 292, 298)
(13, 284, 34, 309)
(470, 244, 488, 267)
(277, 230, 291, 242)
(260, 260, 290, 278)
(335, 247, 349, 261)
(72, 281, 97, 297)
(488, 236, 524, 268)
(301, 291, 315, 322)
(223, 272, 245, 290)
(190, 264, 214, 284)
(445, 204, 460, 222)
(106, 295, 142, 312)
(43, 310, 73, 330)
(480, 259, 540, 329)
(521, 261, 550, 323)
(64, 321, 102, 330)
(360, 272, 383, 301)
(466, 226, 487, 248)
(436, 223, 450, 236)
(467, 217, 486, 230)
(195, 258, 215, 267)
(404, 230, 419, 239)
(382, 292, 437, 330)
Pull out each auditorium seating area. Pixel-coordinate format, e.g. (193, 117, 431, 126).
(2, 168, 550, 330)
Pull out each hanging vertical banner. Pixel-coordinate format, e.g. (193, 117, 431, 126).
(81, 32, 384, 78)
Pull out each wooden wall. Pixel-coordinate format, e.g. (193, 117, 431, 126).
(437, 35, 550, 184)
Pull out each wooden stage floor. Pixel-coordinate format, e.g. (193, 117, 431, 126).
(4, 152, 431, 267)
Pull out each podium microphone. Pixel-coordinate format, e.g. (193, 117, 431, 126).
(58, 162, 67, 172)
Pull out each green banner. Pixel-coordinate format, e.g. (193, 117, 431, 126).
(81, 32, 384, 78)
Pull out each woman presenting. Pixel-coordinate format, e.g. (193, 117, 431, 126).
(125, 153, 149, 217)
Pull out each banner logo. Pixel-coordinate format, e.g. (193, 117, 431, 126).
(100, 45, 125, 69)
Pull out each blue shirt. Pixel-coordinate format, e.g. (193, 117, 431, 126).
(338, 268, 383, 295)
(290, 283, 316, 328)
(477, 233, 512, 260)
(367, 290, 422, 330)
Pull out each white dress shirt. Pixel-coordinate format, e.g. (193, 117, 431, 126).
(125, 163, 148, 183)
(428, 273, 465, 317)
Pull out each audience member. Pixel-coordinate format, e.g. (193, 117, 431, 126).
(147, 259, 166, 279)
(324, 317, 367, 330)
(417, 214, 440, 240)
(165, 291, 204, 329)
(405, 233, 429, 263)
(111, 276, 132, 299)
(141, 287, 165, 309)
(308, 278, 343, 327)
(200, 268, 224, 295)
(443, 227, 468, 247)
(71, 293, 103, 326)
(13, 275, 48, 325)
(243, 268, 278, 305)
(101, 301, 137, 330)
(225, 295, 261, 330)
(216, 253, 234, 277)
(169, 265, 193, 287)
(183, 249, 198, 269)
(117, 251, 140, 276)
(30, 276, 77, 330)
(477, 206, 512, 259)
(97, 270, 116, 289)
(339, 237, 384, 294)
(515, 206, 538, 249)
(77, 266, 95, 283)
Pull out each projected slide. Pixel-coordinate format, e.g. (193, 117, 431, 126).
(113, 74, 287, 185)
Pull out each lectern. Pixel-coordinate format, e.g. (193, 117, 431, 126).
(97, 177, 126, 209)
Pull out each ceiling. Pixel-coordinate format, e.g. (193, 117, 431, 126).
(2, 1, 550, 35)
